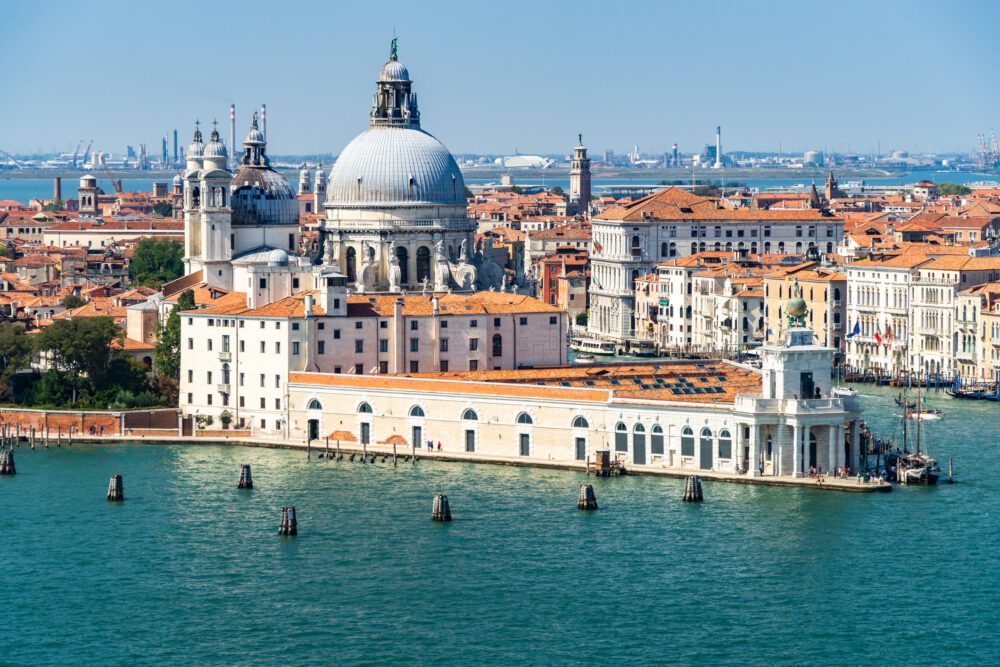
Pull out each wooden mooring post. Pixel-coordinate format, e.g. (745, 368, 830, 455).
(237, 464, 253, 489)
(393, 443, 397, 467)
(577, 484, 598, 510)
(278, 506, 297, 536)
(682, 476, 704, 502)
(0, 449, 15, 475)
(432, 494, 452, 521)
(949, 458, 954, 484)
(107, 474, 124, 501)
(325, 437, 329, 459)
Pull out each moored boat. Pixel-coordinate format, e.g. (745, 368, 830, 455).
(569, 338, 617, 356)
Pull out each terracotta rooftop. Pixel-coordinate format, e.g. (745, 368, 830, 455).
(597, 187, 842, 223)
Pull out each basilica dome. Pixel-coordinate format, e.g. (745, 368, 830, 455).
(325, 127, 466, 207)
(230, 113, 298, 226)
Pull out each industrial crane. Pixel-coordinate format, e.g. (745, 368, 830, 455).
(99, 154, 123, 195)
(82, 140, 93, 167)
(70, 140, 83, 168)
(0, 148, 23, 169)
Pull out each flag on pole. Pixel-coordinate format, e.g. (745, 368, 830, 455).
(874, 324, 883, 346)
(885, 324, 893, 341)
(846, 321, 861, 339)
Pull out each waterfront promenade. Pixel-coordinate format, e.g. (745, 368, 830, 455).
(42, 432, 891, 493)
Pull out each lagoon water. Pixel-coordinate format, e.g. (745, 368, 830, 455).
(2, 385, 997, 665)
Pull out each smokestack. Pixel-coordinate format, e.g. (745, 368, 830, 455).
(261, 104, 267, 142)
(672, 142, 678, 167)
(714, 125, 722, 169)
(173, 129, 178, 164)
(230, 104, 236, 170)
(53, 177, 61, 202)
(162, 135, 168, 165)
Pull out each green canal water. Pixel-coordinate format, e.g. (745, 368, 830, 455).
(2, 385, 996, 666)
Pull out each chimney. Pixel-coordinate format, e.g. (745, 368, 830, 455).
(714, 125, 722, 169)
(53, 177, 61, 202)
(229, 104, 236, 171)
(432, 295, 440, 315)
(303, 294, 313, 318)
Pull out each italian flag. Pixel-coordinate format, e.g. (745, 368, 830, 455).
(874, 324, 883, 346)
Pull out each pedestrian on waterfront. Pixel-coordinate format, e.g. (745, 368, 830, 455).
(437, 441, 441, 451)
(99, 425, 103, 435)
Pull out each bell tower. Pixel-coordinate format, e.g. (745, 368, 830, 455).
(569, 134, 591, 217)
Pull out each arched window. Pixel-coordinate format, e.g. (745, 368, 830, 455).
(492, 334, 503, 357)
(396, 245, 409, 284)
(742, 316, 749, 330)
(651, 424, 664, 454)
(516, 412, 533, 425)
(416, 246, 431, 283)
(307, 399, 322, 410)
(834, 287, 841, 303)
(346, 247, 357, 283)
(669, 242, 677, 257)
(409, 405, 425, 417)
(615, 422, 628, 452)
(634, 423, 645, 433)
(681, 426, 694, 457)
(358, 402, 373, 414)
(718, 429, 732, 459)
(661, 241, 669, 257)
(462, 409, 478, 421)
(572, 416, 589, 429)
(221, 363, 230, 385)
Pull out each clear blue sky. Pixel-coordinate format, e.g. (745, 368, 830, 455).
(4, 0, 998, 157)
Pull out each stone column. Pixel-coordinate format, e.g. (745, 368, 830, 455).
(748, 424, 759, 478)
(850, 421, 861, 472)
(827, 425, 836, 474)
(791, 422, 802, 478)
(776, 424, 784, 477)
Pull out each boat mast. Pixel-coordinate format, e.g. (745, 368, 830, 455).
(901, 384, 908, 452)
(915, 389, 922, 455)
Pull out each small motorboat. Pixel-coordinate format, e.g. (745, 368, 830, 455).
(906, 409, 943, 421)
(832, 387, 857, 398)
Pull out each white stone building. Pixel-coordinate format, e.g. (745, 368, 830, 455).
(588, 187, 842, 343)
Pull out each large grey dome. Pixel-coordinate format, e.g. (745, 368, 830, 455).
(326, 127, 466, 207)
(230, 166, 298, 226)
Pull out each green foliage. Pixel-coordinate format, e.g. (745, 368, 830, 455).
(937, 183, 971, 196)
(177, 288, 196, 311)
(42, 200, 65, 212)
(0, 322, 31, 380)
(195, 414, 214, 430)
(129, 238, 184, 288)
(551, 186, 565, 197)
(576, 311, 588, 326)
(509, 185, 523, 194)
(219, 410, 233, 428)
(61, 293, 86, 309)
(32, 317, 122, 403)
(106, 389, 161, 411)
(152, 202, 173, 217)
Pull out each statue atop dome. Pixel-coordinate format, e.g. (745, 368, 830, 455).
(786, 279, 809, 328)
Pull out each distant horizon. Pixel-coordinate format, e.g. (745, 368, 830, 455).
(4, 0, 998, 156)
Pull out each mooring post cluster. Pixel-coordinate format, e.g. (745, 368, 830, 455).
(278, 506, 297, 535)
(0, 448, 15, 475)
(577, 483, 598, 510)
(237, 464, 253, 489)
(682, 475, 704, 502)
(432, 493, 452, 521)
(107, 474, 124, 501)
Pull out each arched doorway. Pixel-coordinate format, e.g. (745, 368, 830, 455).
(416, 246, 431, 283)
(346, 247, 357, 283)
(633, 423, 646, 465)
(699, 428, 713, 470)
(808, 430, 818, 470)
(396, 245, 409, 284)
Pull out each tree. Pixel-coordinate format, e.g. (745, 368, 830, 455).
(129, 238, 184, 288)
(61, 294, 86, 309)
(0, 322, 31, 397)
(551, 186, 565, 197)
(33, 317, 122, 403)
(937, 183, 971, 196)
(154, 288, 195, 380)
(509, 185, 523, 194)
(152, 202, 173, 217)
(42, 200, 65, 212)
(463, 186, 474, 200)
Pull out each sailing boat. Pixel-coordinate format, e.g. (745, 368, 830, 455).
(896, 388, 940, 485)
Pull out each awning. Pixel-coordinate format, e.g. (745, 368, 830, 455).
(327, 430, 356, 442)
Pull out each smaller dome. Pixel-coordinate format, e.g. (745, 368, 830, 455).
(80, 174, 97, 185)
(267, 248, 289, 266)
(187, 140, 204, 158)
(204, 140, 227, 159)
(379, 59, 409, 82)
(245, 125, 265, 145)
(172, 173, 182, 185)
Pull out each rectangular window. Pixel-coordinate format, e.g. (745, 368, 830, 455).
(355, 340, 364, 353)
(549, 316, 557, 325)
(441, 321, 448, 329)
(187, 370, 193, 382)
(379, 339, 388, 353)
(275, 375, 280, 388)
(239, 340, 245, 352)
(469, 338, 479, 351)
(440, 360, 449, 372)
(355, 364, 364, 374)
(318, 341, 325, 354)
(207, 371, 213, 384)
(519, 317, 528, 325)
(470, 319, 478, 328)
(493, 317, 501, 327)
(292, 323, 299, 331)
(207, 339, 213, 351)
(380, 321, 388, 329)
(188, 338, 193, 350)
(410, 338, 419, 353)
(292, 278, 299, 289)
(259, 278, 266, 289)
(355, 322, 363, 329)
(378, 361, 388, 373)
(275, 398, 281, 409)
(275, 342, 281, 354)
(409, 360, 419, 373)
(288, 233, 295, 250)
(207, 395, 213, 405)
(470, 359, 478, 371)
(239, 396, 245, 407)
(260, 397, 265, 409)
(260, 341, 265, 353)
(292, 341, 300, 355)
(239, 373, 244, 386)
(222, 394, 229, 407)
(222, 335, 230, 352)
(259, 374, 265, 387)
(410, 321, 418, 331)
(318, 322, 325, 330)
(334, 329, 341, 339)
(187, 393, 192, 403)
(440, 338, 449, 352)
